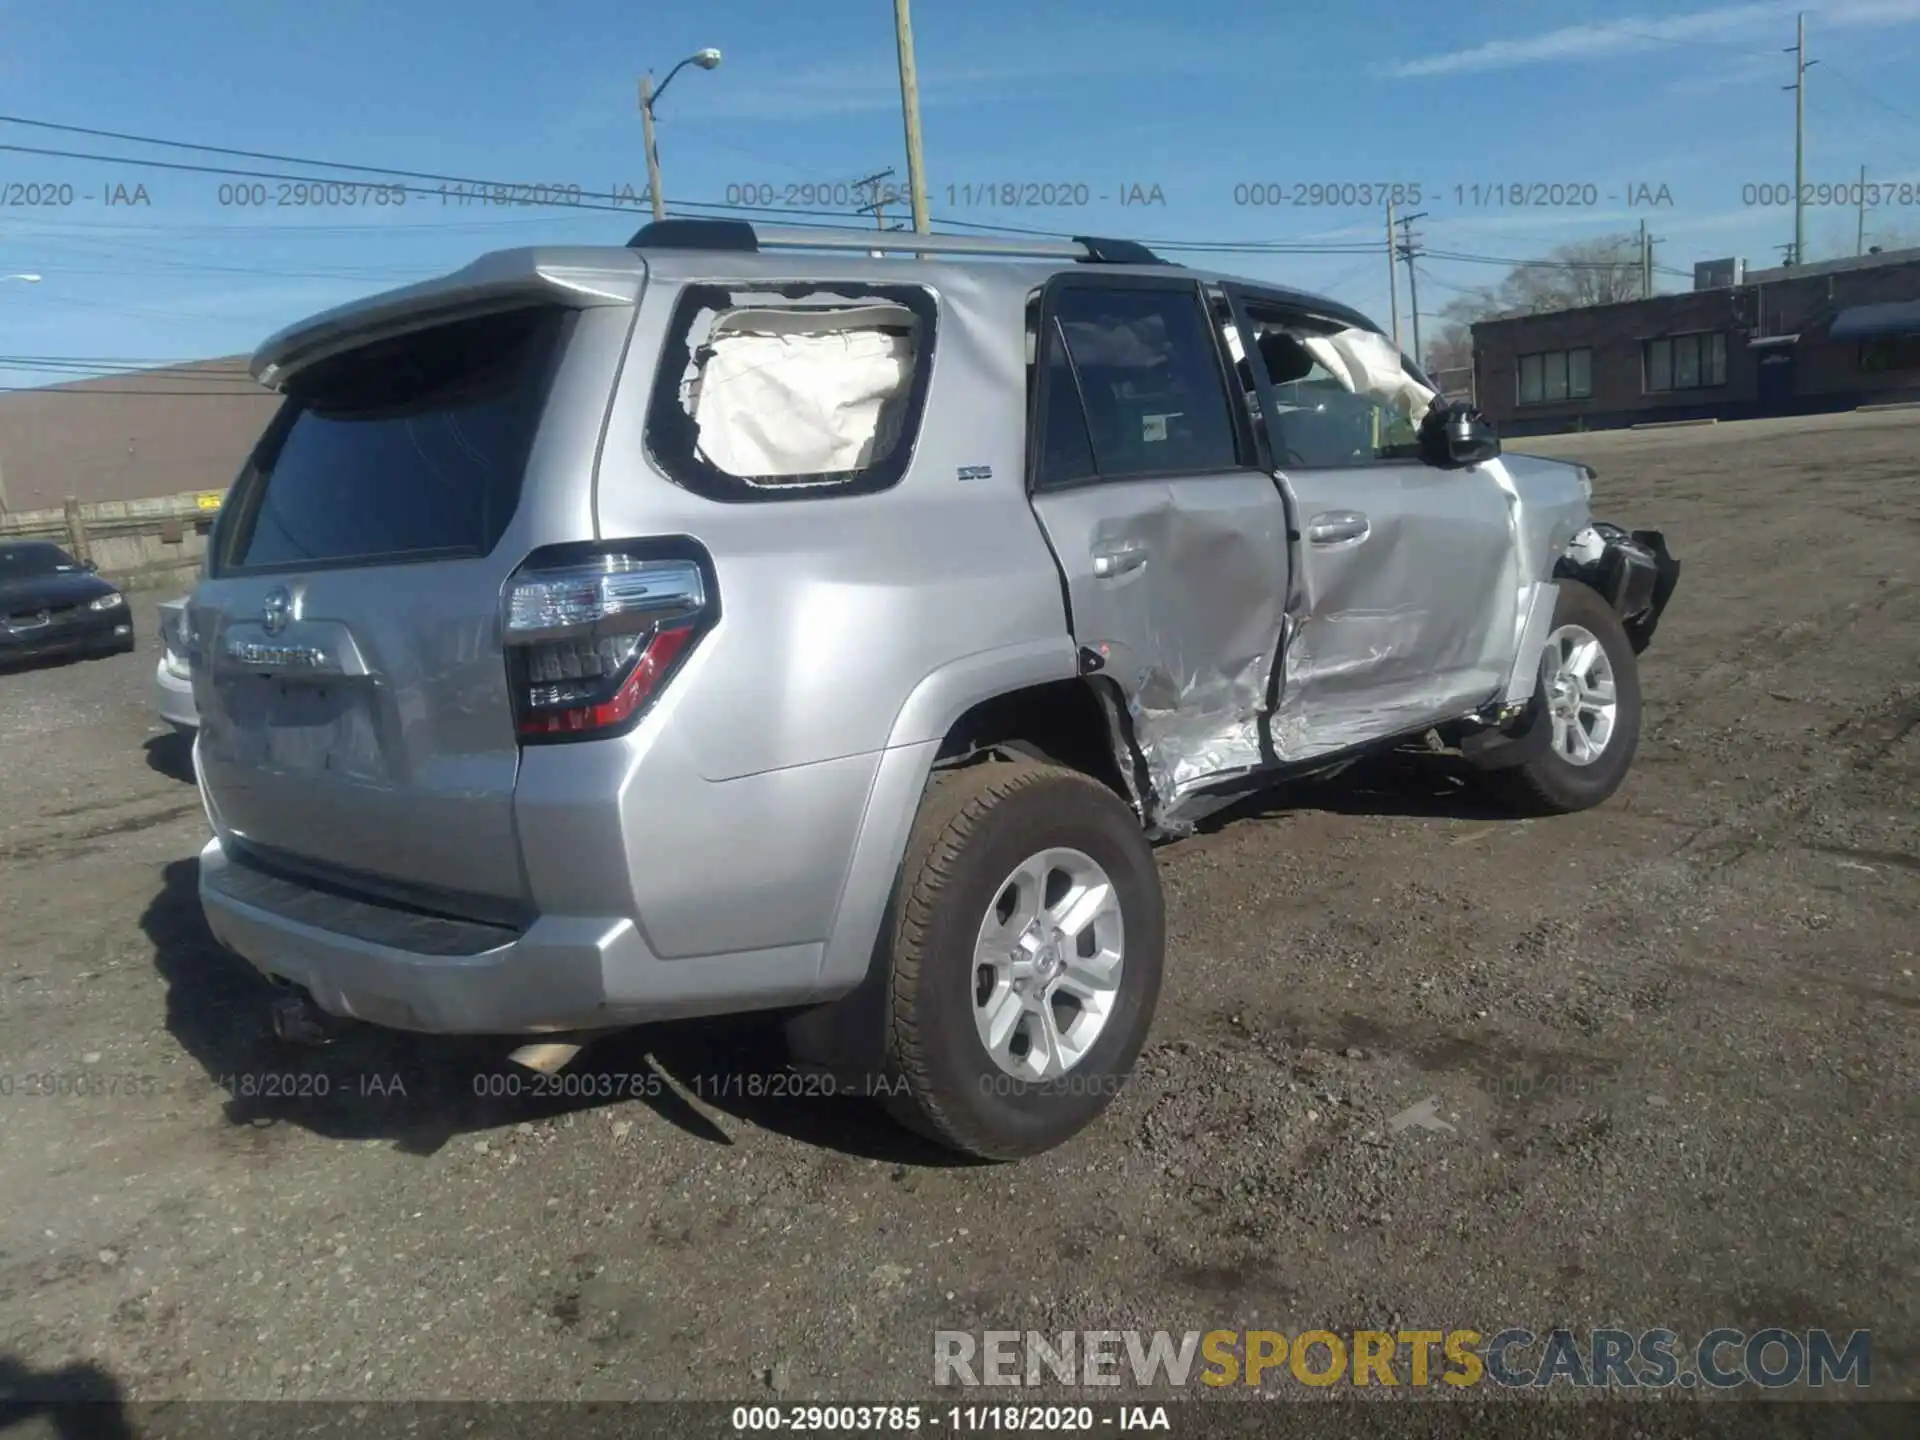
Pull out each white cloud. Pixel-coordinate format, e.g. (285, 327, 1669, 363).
(1378, 0, 1920, 79)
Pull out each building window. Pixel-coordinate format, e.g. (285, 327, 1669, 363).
(1644, 332, 1727, 392)
(1860, 335, 1920, 373)
(1516, 349, 1592, 405)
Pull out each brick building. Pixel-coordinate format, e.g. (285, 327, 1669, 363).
(1471, 247, 1920, 436)
(0, 358, 280, 514)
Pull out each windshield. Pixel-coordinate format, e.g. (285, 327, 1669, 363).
(0, 544, 81, 580)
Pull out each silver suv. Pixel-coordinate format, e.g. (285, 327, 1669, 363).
(185, 220, 1678, 1159)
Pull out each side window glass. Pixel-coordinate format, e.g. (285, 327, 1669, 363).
(1246, 312, 1432, 469)
(1036, 318, 1097, 487)
(1051, 285, 1240, 478)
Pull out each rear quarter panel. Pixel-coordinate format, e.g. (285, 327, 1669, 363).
(535, 268, 1076, 965)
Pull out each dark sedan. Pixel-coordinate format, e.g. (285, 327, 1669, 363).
(0, 542, 135, 667)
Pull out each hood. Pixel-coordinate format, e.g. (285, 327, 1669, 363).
(0, 570, 118, 611)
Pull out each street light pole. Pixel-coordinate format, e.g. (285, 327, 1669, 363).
(639, 73, 666, 223)
(638, 48, 722, 222)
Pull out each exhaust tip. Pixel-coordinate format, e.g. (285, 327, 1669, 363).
(507, 1041, 583, 1074)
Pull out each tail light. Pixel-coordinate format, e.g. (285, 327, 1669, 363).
(501, 542, 715, 743)
(160, 613, 192, 679)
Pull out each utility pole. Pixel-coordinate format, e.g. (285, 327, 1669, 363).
(1857, 162, 1868, 255)
(639, 73, 666, 223)
(854, 167, 898, 258)
(1386, 199, 1402, 351)
(1395, 211, 1428, 369)
(1639, 219, 1650, 299)
(853, 168, 897, 230)
(892, 0, 931, 234)
(1784, 12, 1817, 268)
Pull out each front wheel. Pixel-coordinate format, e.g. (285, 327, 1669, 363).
(1490, 579, 1644, 814)
(881, 760, 1165, 1160)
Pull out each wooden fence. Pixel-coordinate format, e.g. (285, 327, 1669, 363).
(0, 488, 224, 592)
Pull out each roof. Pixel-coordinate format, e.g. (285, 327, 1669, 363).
(252, 225, 1386, 384)
(1743, 244, 1920, 285)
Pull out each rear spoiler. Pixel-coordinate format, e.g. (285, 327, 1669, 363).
(250, 247, 647, 390)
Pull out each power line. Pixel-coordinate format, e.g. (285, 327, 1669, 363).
(0, 111, 1650, 266)
(1820, 62, 1920, 128)
(1422, 246, 1690, 277)
(0, 361, 256, 381)
(0, 138, 851, 223)
(0, 385, 267, 396)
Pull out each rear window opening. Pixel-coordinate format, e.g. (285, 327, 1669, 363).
(217, 304, 570, 573)
(644, 283, 937, 502)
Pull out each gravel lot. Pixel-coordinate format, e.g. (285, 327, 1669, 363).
(1, 411, 1915, 1409)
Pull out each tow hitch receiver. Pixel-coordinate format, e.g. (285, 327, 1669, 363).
(268, 989, 337, 1046)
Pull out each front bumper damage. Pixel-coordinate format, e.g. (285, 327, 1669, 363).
(1460, 521, 1681, 771)
(1559, 522, 1683, 653)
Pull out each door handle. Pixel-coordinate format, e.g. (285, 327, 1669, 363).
(1091, 541, 1148, 578)
(1307, 510, 1370, 546)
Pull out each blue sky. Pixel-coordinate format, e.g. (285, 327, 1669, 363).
(4, 0, 1920, 381)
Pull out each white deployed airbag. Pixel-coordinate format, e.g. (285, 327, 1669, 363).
(1301, 327, 1438, 422)
(691, 304, 918, 481)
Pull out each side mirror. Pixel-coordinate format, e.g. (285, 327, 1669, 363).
(84, 559, 99, 573)
(1420, 401, 1499, 468)
(1445, 407, 1500, 465)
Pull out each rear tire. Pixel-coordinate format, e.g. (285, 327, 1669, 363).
(881, 760, 1164, 1160)
(1491, 580, 1643, 814)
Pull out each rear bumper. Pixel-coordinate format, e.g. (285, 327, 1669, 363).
(197, 836, 826, 1034)
(153, 657, 198, 729)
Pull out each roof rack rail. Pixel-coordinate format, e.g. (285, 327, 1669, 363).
(1072, 236, 1168, 265)
(625, 219, 1172, 266)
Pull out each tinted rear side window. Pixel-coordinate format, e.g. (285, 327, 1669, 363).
(222, 305, 568, 571)
(1050, 284, 1240, 478)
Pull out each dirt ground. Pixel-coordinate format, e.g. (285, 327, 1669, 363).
(0, 410, 1914, 1410)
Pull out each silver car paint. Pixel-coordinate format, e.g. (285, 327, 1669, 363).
(192, 243, 1602, 1034)
(1027, 467, 1290, 822)
(192, 300, 638, 914)
(153, 596, 198, 730)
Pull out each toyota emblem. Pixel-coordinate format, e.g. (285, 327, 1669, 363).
(261, 587, 292, 636)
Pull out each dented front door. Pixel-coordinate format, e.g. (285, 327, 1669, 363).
(1025, 274, 1290, 814)
(1224, 289, 1520, 758)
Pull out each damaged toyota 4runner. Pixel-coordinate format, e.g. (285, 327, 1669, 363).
(184, 220, 1679, 1160)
